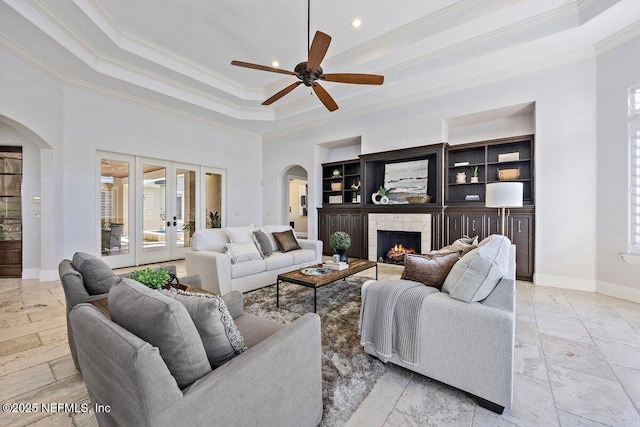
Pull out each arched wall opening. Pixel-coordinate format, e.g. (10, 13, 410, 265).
(280, 164, 308, 237)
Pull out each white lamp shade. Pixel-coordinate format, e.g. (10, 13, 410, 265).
(486, 182, 523, 208)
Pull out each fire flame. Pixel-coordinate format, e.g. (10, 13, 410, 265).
(389, 244, 416, 255)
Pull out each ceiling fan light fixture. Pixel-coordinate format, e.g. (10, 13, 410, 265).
(271, 61, 279, 68)
(351, 18, 362, 28)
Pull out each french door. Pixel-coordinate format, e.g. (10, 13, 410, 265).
(98, 152, 222, 268)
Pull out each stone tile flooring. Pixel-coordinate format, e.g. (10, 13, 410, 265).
(347, 281, 640, 427)
(0, 260, 638, 426)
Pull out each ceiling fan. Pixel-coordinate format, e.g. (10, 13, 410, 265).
(231, 3, 384, 112)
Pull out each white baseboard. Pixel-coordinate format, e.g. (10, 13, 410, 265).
(596, 280, 640, 304)
(22, 268, 40, 279)
(533, 273, 596, 292)
(39, 269, 59, 282)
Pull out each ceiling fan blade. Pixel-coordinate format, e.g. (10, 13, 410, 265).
(312, 82, 338, 112)
(322, 73, 384, 85)
(231, 60, 297, 76)
(262, 81, 303, 105)
(307, 31, 331, 72)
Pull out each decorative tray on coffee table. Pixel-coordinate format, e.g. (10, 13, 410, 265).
(300, 267, 331, 276)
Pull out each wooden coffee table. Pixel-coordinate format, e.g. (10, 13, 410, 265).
(276, 259, 378, 313)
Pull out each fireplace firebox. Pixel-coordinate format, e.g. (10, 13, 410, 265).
(376, 230, 421, 265)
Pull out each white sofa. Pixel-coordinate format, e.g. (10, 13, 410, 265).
(185, 226, 323, 295)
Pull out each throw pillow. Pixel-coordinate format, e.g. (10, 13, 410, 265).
(226, 225, 256, 243)
(401, 252, 462, 290)
(442, 234, 511, 303)
(252, 230, 273, 258)
(71, 252, 121, 295)
(433, 236, 479, 256)
(261, 225, 296, 252)
(161, 288, 246, 367)
(108, 278, 211, 389)
(225, 242, 263, 263)
(272, 229, 301, 253)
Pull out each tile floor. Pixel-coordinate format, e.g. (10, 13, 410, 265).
(0, 260, 639, 426)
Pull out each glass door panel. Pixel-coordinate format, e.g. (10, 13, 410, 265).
(175, 167, 197, 252)
(205, 171, 223, 229)
(142, 163, 168, 253)
(99, 155, 135, 268)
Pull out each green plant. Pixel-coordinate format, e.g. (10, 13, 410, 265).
(377, 186, 392, 196)
(329, 231, 351, 251)
(182, 214, 196, 236)
(128, 268, 171, 290)
(472, 166, 479, 177)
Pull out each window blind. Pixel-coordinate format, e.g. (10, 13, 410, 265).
(631, 85, 640, 115)
(632, 122, 640, 251)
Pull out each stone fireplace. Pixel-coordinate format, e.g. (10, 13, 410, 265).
(376, 230, 421, 264)
(368, 213, 431, 262)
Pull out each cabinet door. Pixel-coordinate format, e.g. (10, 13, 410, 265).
(349, 214, 363, 259)
(509, 214, 534, 280)
(446, 214, 464, 245)
(486, 213, 503, 237)
(465, 214, 485, 240)
(318, 212, 330, 255)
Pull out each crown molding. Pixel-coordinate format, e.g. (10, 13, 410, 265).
(594, 20, 640, 55)
(1, 35, 261, 137)
(263, 47, 596, 141)
(75, 0, 265, 99)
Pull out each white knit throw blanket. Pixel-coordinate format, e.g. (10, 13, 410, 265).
(359, 280, 437, 365)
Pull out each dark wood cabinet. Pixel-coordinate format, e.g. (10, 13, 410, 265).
(317, 209, 364, 259)
(444, 207, 534, 280)
(509, 213, 534, 280)
(316, 138, 534, 280)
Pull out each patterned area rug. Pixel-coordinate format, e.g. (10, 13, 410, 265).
(243, 275, 387, 427)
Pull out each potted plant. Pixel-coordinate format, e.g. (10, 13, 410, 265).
(470, 166, 479, 183)
(371, 186, 392, 205)
(182, 214, 196, 236)
(329, 231, 351, 262)
(128, 268, 171, 290)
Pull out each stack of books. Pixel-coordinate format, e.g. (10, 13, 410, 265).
(322, 261, 348, 271)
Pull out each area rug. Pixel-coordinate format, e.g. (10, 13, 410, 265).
(243, 275, 387, 427)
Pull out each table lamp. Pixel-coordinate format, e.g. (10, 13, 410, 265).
(486, 182, 523, 235)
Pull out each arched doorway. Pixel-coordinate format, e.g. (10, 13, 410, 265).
(282, 165, 308, 238)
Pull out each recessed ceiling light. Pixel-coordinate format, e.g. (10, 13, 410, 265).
(351, 18, 361, 28)
(272, 61, 279, 68)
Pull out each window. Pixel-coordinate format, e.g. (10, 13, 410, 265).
(630, 85, 640, 115)
(631, 121, 640, 253)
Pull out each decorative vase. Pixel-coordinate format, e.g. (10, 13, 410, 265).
(336, 248, 348, 263)
(470, 176, 479, 183)
(456, 172, 467, 184)
(381, 195, 389, 204)
(371, 192, 383, 205)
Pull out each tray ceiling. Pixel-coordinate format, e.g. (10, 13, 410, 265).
(2, 0, 640, 136)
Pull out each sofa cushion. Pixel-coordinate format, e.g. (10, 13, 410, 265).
(192, 229, 229, 253)
(108, 278, 211, 389)
(272, 229, 301, 253)
(160, 288, 246, 367)
(432, 236, 478, 256)
(225, 242, 263, 263)
(401, 252, 462, 290)
(231, 259, 267, 279)
(442, 234, 511, 303)
(265, 251, 295, 270)
(234, 313, 284, 348)
(252, 230, 273, 257)
(291, 249, 317, 264)
(71, 252, 120, 295)
(226, 225, 257, 243)
(262, 225, 296, 252)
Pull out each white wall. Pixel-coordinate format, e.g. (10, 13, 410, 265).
(596, 35, 640, 302)
(263, 58, 599, 292)
(0, 48, 262, 277)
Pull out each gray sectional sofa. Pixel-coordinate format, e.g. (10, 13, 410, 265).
(70, 279, 323, 427)
(359, 235, 516, 413)
(185, 225, 323, 295)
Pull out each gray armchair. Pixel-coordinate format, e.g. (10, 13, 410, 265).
(59, 253, 201, 371)
(70, 288, 323, 426)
